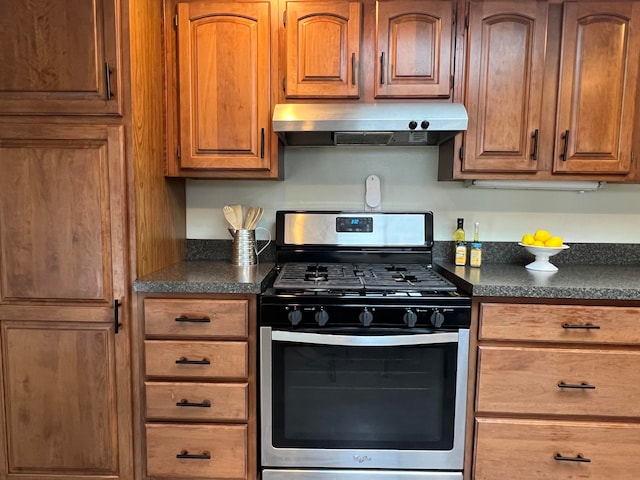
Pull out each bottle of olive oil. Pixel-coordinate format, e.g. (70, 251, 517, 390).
(454, 218, 467, 265)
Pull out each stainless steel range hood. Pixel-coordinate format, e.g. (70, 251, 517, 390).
(272, 102, 468, 147)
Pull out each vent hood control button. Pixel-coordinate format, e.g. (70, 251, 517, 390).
(421, 121, 430, 129)
(408, 121, 418, 130)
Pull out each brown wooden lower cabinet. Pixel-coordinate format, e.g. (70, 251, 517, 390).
(135, 294, 257, 480)
(474, 418, 640, 480)
(472, 301, 640, 480)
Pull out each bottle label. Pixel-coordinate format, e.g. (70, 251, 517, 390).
(470, 248, 482, 267)
(455, 245, 467, 266)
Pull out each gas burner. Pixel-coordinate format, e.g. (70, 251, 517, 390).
(304, 273, 328, 282)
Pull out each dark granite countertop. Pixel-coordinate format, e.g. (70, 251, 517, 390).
(133, 261, 276, 294)
(436, 262, 640, 301)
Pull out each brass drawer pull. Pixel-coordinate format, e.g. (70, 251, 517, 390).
(554, 452, 591, 463)
(557, 381, 596, 390)
(176, 399, 212, 408)
(176, 450, 211, 460)
(562, 323, 600, 330)
(175, 357, 211, 365)
(175, 315, 211, 323)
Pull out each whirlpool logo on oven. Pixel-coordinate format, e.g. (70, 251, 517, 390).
(353, 455, 373, 464)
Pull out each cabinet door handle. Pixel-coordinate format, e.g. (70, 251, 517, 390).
(557, 381, 596, 390)
(175, 315, 211, 323)
(105, 62, 113, 100)
(260, 127, 265, 158)
(554, 453, 591, 463)
(380, 52, 385, 85)
(561, 129, 570, 161)
(175, 357, 211, 365)
(114, 299, 122, 334)
(351, 52, 357, 86)
(176, 450, 211, 460)
(176, 399, 212, 408)
(562, 323, 600, 330)
(531, 129, 539, 160)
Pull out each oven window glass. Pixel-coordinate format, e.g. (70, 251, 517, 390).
(271, 339, 457, 450)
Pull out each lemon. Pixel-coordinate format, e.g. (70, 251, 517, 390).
(545, 236, 563, 247)
(534, 229, 552, 243)
(521, 233, 535, 245)
(533, 240, 545, 246)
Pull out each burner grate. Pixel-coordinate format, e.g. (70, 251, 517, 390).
(273, 263, 457, 292)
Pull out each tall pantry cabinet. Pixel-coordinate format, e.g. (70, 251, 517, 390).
(0, 1, 185, 479)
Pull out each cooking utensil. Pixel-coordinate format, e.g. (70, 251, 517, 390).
(244, 206, 263, 230)
(231, 204, 244, 229)
(223, 205, 241, 230)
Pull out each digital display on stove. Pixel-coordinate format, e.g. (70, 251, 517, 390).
(336, 217, 373, 232)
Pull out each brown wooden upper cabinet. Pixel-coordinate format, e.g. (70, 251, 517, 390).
(282, 0, 454, 99)
(460, 0, 640, 178)
(166, 0, 281, 178)
(0, 0, 121, 115)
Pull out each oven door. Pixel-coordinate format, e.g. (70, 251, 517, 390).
(260, 327, 469, 472)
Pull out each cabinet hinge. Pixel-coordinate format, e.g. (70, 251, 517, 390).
(465, 13, 469, 29)
(283, 10, 286, 27)
(177, 145, 181, 159)
(282, 76, 286, 92)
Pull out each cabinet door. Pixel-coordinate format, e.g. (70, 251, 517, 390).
(463, 1, 547, 172)
(285, 1, 362, 98)
(176, 1, 272, 171)
(554, 2, 640, 174)
(375, 0, 453, 98)
(0, 0, 121, 115)
(0, 322, 132, 480)
(0, 124, 126, 305)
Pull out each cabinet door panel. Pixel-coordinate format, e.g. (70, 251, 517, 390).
(177, 1, 271, 171)
(475, 418, 640, 480)
(0, 0, 121, 115)
(375, 0, 453, 98)
(464, 1, 547, 172)
(0, 125, 124, 305)
(554, 2, 640, 174)
(1, 322, 129, 477)
(285, 1, 362, 98)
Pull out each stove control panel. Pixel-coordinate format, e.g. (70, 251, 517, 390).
(272, 303, 470, 329)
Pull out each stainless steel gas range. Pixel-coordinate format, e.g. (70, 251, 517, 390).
(259, 211, 471, 480)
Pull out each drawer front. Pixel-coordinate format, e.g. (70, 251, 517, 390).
(474, 418, 640, 480)
(145, 341, 248, 379)
(145, 382, 248, 421)
(479, 303, 640, 344)
(144, 298, 248, 338)
(477, 346, 640, 417)
(146, 424, 247, 479)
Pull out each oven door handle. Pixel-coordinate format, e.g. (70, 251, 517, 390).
(270, 330, 459, 346)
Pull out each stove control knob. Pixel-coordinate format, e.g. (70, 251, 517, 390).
(287, 308, 303, 326)
(359, 308, 374, 327)
(403, 309, 418, 328)
(315, 308, 329, 326)
(430, 310, 445, 328)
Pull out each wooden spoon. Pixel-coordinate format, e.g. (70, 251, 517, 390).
(223, 205, 240, 230)
(231, 204, 244, 229)
(244, 207, 256, 229)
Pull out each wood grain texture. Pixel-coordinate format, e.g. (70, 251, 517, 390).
(474, 418, 640, 480)
(0, 0, 121, 114)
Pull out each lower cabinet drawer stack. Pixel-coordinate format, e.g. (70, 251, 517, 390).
(473, 303, 640, 480)
(141, 297, 253, 480)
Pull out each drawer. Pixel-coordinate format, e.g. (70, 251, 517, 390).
(145, 341, 248, 379)
(146, 424, 247, 479)
(144, 298, 248, 338)
(474, 418, 640, 480)
(145, 382, 248, 421)
(477, 345, 640, 417)
(479, 303, 640, 344)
